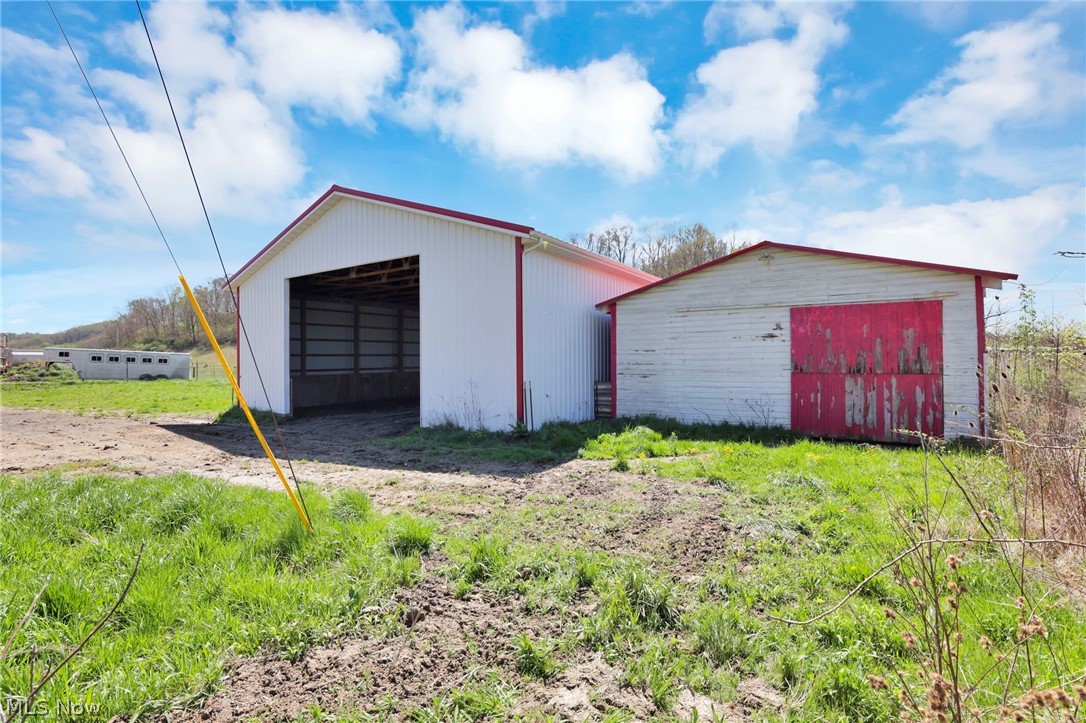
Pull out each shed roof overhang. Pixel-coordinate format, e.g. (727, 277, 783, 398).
(596, 240, 1019, 309)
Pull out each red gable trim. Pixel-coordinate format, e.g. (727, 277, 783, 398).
(228, 185, 534, 285)
(596, 240, 1019, 308)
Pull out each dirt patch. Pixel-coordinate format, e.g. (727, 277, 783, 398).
(4, 408, 775, 720)
(2, 408, 738, 575)
(168, 569, 655, 722)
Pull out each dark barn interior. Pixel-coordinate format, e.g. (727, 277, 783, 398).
(289, 255, 420, 414)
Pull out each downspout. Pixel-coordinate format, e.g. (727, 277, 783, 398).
(515, 237, 524, 424)
(975, 276, 986, 438)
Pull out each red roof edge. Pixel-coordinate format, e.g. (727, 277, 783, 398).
(595, 240, 1019, 308)
(227, 185, 535, 286)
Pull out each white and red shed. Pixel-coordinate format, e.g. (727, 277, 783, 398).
(229, 186, 656, 430)
(597, 242, 1017, 441)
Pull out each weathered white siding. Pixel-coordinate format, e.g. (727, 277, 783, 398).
(615, 248, 983, 438)
(522, 250, 646, 429)
(238, 197, 518, 430)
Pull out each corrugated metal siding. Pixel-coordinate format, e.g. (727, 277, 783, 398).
(522, 250, 644, 429)
(615, 248, 981, 438)
(238, 198, 517, 430)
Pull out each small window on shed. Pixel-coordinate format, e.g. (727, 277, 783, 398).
(90, 354, 103, 362)
(157, 357, 169, 364)
(125, 356, 137, 363)
(107, 355, 120, 363)
(58, 351, 70, 358)
(141, 357, 153, 364)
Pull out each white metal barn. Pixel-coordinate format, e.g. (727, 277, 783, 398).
(597, 242, 1017, 442)
(44, 347, 191, 380)
(228, 186, 657, 430)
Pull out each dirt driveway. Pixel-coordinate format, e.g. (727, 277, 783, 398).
(2, 407, 762, 721)
(2, 407, 734, 570)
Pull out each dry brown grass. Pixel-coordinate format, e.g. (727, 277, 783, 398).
(991, 345, 1086, 560)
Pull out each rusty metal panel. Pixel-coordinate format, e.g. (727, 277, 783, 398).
(790, 301, 944, 441)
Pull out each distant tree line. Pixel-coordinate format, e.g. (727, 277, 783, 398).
(111, 281, 236, 350)
(568, 222, 752, 278)
(4, 280, 236, 351)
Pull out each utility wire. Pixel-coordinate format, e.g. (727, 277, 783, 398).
(50, 0, 310, 525)
(133, 0, 310, 525)
(47, 1, 181, 277)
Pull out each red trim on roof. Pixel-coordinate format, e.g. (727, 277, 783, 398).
(228, 185, 534, 285)
(596, 241, 1018, 308)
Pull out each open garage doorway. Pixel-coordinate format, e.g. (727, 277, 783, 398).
(289, 255, 420, 416)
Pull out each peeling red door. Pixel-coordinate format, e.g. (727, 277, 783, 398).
(790, 300, 944, 442)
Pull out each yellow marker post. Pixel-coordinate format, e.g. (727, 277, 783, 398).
(179, 275, 312, 531)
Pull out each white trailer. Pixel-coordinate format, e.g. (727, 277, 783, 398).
(43, 347, 191, 381)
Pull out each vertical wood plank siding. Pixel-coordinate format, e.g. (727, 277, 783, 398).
(615, 248, 982, 438)
(522, 250, 644, 429)
(238, 198, 517, 430)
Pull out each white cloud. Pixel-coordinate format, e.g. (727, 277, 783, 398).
(892, 2, 971, 32)
(804, 159, 867, 193)
(960, 146, 1086, 189)
(5, 128, 95, 198)
(806, 185, 1084, 274)
(3, 1, 403, 227)
(87, 89, 307, 225)
(235, 4, 401, 126)
(401, 4, 665, 179)
(889, 18, 1084, 148)
(1, 242, 40, 264)
(675, 2, 849, 169)
(625, 1, 674, 19)
(116, 1, 246, 106)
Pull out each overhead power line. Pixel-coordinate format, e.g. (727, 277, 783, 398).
(47, 1, 180, 276)
(48, 0, 311, 527)
(133, 0, 310, 525)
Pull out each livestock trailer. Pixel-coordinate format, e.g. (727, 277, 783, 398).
(44, 347, 191, 380)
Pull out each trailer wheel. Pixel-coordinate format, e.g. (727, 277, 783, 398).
(139, 374, 155, 381)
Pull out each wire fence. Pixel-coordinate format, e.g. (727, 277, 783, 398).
(190, 361, 235, 380)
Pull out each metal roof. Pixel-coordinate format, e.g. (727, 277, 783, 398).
(596, 240, 1018, 308)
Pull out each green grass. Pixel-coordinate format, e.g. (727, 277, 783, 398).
(3, 372, 1083, 721)
(375, 415, 796, 465)
(0, 378, 233, 417)
(0, 473, 418, 719)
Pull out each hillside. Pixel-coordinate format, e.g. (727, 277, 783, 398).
(3, 278, 235, 352)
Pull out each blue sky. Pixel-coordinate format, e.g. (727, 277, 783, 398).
(2, 1, 1083, 333)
